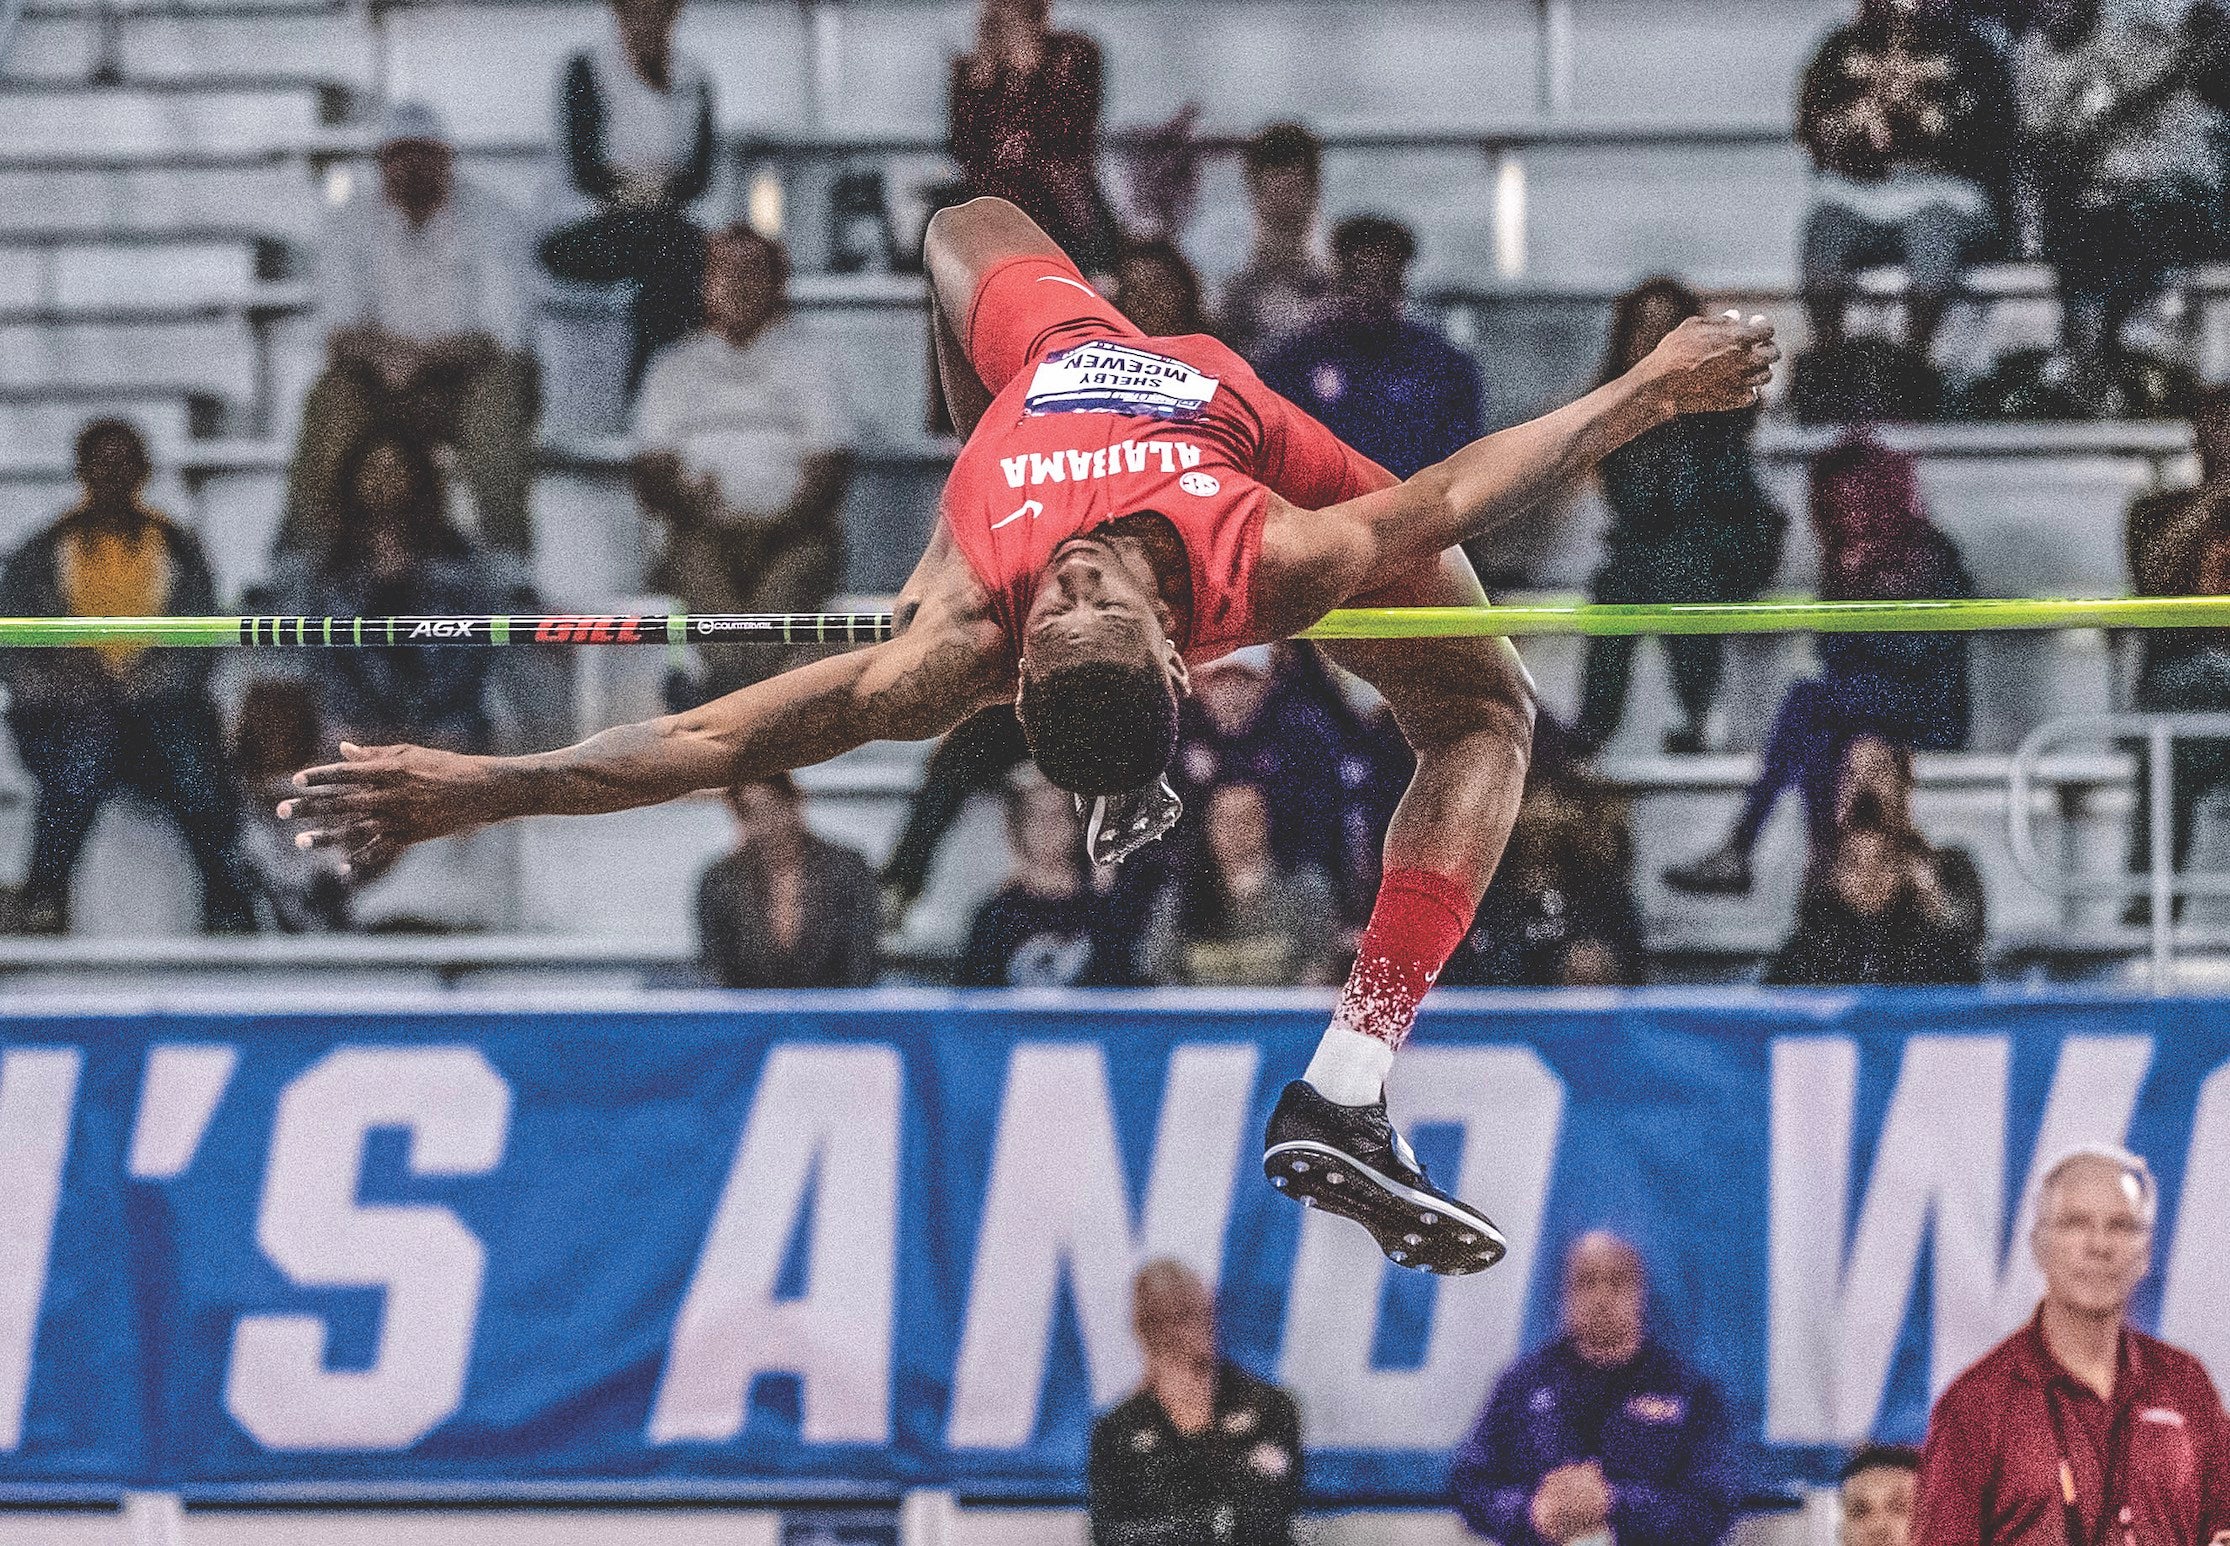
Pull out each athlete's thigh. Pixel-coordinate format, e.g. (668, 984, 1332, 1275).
(1316, 547, 1535, 743)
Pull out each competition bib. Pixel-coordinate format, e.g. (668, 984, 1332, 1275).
(1023, 340, 1220, 422)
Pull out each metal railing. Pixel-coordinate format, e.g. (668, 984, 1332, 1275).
(2008, 712, 2230, 983)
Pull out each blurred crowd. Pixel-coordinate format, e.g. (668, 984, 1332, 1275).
(16, 0, 2230, 986)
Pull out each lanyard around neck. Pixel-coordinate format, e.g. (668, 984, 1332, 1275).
(2042, 1375, 2135, 1546)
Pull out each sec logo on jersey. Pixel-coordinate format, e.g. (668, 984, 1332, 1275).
(1179, 470, 1221, 497)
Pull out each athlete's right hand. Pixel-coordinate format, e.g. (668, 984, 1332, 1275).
(277, 741, 501, 875)
(1639, 313, 1780, 416)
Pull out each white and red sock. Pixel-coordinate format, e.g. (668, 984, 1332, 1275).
(1305, 868, 1476, 1105)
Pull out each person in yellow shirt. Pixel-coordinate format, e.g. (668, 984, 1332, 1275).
(0, 420, 254, 933)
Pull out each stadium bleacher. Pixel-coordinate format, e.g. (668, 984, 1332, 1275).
(0, 0, 2219, 982)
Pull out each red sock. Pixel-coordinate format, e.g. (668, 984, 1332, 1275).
(1332, 868, 1477, 1049)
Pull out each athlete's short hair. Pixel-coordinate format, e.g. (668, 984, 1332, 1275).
(1245, 121, 1321, 183)
(1018, 656, 1180, 796)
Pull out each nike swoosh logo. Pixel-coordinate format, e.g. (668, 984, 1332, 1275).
(992, 498, 1044, 531)
(1037, 274, 1102, 298)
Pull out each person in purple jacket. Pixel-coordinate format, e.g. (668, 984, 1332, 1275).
(1451, 1231, 1741, 1546)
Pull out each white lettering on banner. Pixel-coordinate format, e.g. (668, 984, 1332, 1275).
(2162, 1062, 2230, 1384)
(648, 1045, 902, 1445)
(0, 1049, 80, 1453)
(128, 1044, 239, 1179)
(998, 440, 1209, 491)
(946, 1043, 1258, 1449)
(1279, 1047, 1564, 1449)
(1765, 1035, 2152, 1444)
(225, 1047, 510, 1451)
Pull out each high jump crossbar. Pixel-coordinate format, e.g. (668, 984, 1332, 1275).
(0, 597, 2227, 648)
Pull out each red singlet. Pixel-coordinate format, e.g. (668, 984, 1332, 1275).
(942, 252, 1392, 663)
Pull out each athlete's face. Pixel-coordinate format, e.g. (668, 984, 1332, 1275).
(1021, 538, 1185, 695)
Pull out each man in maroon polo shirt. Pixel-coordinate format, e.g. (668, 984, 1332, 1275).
(1914, 1146, 2230, 1546)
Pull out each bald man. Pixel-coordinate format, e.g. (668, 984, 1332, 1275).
(1089, 1259, 1302, 1546)
(1451, 1231, 1740, 1546)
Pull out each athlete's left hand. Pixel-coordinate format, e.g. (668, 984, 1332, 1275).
(1640, 312, 1780, 416)
(277, 741, 503, 875)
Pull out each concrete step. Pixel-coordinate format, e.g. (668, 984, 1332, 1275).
(0, 233, 272, 309)
(0, 160, 324, 239)
(0, 82, 339, 160)
(0, 315, 259, 397)
(2, 6, 373, 87)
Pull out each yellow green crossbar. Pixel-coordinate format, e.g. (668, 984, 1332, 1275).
(0, 597, 2225, 649)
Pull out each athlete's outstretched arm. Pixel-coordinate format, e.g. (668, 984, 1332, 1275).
(1264, 315, 1777, 617)
(281, 545, 1013, 870)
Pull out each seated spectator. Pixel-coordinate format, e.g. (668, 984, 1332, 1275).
(1796, 0, 2010, 363)
(632, 223, 853, 708)
(958, 771, 1137, 986)
(1761, 798, 1984, 986)
(1172, 645, 1349, 890)
(949, 0, 1118, 274)
(1839, 1446, 1921, 1546)
(230, 680, 351, 933)
(1218, 122, 1335, 364)
(1112, 238, 1208, 338)
(1443, 782, 1645, 988)
(0, 420, 254, 934)
(1142, 782, 1340, 987)
(539, 0, 715, 392)
(1451, 1231, 1740, 1546)
(1835, 733, 1986, 948)
(2122, 387, 2230, 916)
(1572, 280, 1787, 756)
(1262, 214, 1484, 478)
(1914, 1146, 2230, 1546)
(284, 102, 535, 558)
(696, 774, 879, 988)
(1666, 431, 1973, 895)
(266, 428, 508, 752)
(2019, 0, 2230, 368)
(1088, 1259, 1301, 1546)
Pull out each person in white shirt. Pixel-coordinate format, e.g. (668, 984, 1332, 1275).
(284, 101, 538, 556)
(631, 223, 854, 705)
(538, 0, 716, 392)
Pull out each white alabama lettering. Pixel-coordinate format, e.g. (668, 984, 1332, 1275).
(998, 440, 1209, 490)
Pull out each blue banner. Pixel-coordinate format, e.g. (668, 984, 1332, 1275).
(1, 989, 2226, 1502)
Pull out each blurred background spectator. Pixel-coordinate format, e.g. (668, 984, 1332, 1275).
(229, 680, 352, 933)
(696, 774, 879, 988)
(1666, 431, 1973, 895)
(1112, 237, 1209, 337)
(0, 421, 254, 935)
(1572, 279, 1787, 757)
(2018, 0, 2230, 374)
(1839, 1446, 1920, 1546)
(1088, 1259, 1301, 1546)
(1451, 1231, 1740, 1546)
(1795, 0, 2011, 382)
(1218, 122, 1334, 365)
(538, 0, 716, 391)
(284, 102, 536, 559)
(1761, 770, 1985, 987)
(948, 0, 1118, 274)
(261, 428, 509, 752)
(958, 772, 1140, 986)
(1443, 781, 1645, 988)
(1171, 645, 1348, 891)
(632, 224, 853, 709)
(1914, 1147, 2230, 1546)
(1141, 781, 1340, 987)
(1262, 214, 1484, 478)
(2122, 386, 2230, 918)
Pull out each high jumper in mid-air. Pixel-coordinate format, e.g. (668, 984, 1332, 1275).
(282, 196, 1778, 1274)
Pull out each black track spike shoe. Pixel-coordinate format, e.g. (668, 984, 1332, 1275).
(1262, 1080, 1507, 1275)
